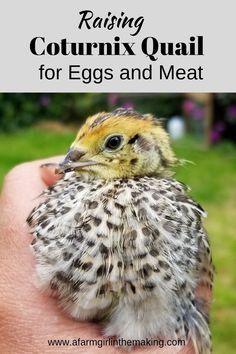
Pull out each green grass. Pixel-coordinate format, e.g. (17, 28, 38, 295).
(0, 127, 75, 183)
(0, 128, 236, 354)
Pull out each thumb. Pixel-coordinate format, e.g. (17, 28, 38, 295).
(40, 156, 64, 186)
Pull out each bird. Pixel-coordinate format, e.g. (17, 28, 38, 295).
(27, 108, 213, 353)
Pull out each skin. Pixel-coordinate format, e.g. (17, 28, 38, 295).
(0, 157, 210, 354)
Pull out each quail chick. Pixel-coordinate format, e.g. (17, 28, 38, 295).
(27, 108, 213, 354)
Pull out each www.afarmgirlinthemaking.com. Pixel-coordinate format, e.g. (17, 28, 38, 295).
(47, 337, 186, 348)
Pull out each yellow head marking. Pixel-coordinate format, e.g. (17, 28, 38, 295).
(67, 109, 177, 179)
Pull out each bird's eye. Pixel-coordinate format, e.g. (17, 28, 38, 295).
(105, 135, 123, 150)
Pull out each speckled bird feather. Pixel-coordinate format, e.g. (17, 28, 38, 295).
(27, 173, 213, 353)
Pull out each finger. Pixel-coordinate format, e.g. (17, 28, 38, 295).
(1, 156, 63, 222)
(40, 157, 64, 186)
(196, 284, 211, 302)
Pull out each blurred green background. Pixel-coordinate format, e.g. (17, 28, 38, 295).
(0, 93, 235, 354)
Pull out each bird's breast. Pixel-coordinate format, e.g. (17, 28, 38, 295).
(28, 174, 204, 302)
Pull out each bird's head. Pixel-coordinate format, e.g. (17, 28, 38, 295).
(60, 108, 177, 180)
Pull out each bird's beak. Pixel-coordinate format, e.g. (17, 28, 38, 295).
(57, 148, 97, 173)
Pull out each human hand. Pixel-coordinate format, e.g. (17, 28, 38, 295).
(0, 158, 209, 354)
